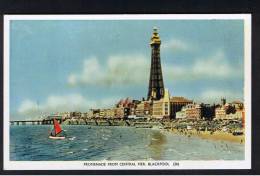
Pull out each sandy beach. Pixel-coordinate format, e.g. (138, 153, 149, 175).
(169, 128, 245, 144)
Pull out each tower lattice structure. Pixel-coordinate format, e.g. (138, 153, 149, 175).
(147, 27, 165, 101)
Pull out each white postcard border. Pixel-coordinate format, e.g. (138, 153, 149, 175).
(3, 14, 252, 170)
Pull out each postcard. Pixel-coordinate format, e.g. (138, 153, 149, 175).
(3, 14, 251, 170)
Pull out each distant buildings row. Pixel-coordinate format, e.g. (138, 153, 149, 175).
(176, 98, 244, 120)
(55, 90, 244, 121)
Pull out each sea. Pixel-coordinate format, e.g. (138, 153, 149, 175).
(10, 125, 244, 161)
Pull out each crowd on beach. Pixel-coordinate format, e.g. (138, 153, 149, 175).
(161, 118, 244, 143)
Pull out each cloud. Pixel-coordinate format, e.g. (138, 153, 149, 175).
(18, 94, 119, 119)
(163, 50, 243, 82)
(197, 89, 243, 104)
(18, 100, 39, 117)
(68, 54, 150, 87)
(68, 50, 242, 88)
(162, 38, 194, 52)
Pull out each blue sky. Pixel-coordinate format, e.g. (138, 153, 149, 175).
(9, 20, 244, 119)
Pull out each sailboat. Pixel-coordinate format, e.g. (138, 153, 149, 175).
(49, 119, 66, 140)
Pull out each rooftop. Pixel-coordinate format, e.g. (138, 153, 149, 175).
(116, 97, 133, 107)
(170, 96, 193, 103)
(231, 100, 243, 104)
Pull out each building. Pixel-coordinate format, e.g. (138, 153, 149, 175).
(81, 112, 88, 119)
(88, 109, 100, 119)
(103, 109, 115, 119)
(231, 100, 244, 110)
(215, 98, 244, 120)
(216, 107, 244, 120)
(114, 107, 129, 119)
(57, 112, 71, 119)
(175, 103, 201, 119)
(114, 97, 133, 119)
(225, 110, 244, 120)
(147, 27, 165, 101)
(215, 100, 244, 120)
(94, 108, 118, 119)
(170, 96, 193, 119)
(99, 109, 105, 118)
(70, 111, 82, 119)
(185, 103, 201, 119)
(86, 110, 93, 119)
(135, 100, 152, 117)
(129, 100, 140, 115)
(116, 97, 133, 108)
(215, 106, 226, 119)
(114, 107, 123, 119)
(151, 89, 170, 119)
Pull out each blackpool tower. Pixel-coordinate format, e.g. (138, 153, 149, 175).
(147, 27, 165, 100)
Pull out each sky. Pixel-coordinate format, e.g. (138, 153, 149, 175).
(9, 19, 244, 120)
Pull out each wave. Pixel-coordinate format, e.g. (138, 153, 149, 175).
(68, 137, 76, 140)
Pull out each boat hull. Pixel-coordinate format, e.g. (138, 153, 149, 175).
(49, 136, 65, 140)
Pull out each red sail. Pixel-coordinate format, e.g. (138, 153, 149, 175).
(53, 119, 62, 135)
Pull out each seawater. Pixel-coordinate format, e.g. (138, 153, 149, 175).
(10, 125, 244, 161)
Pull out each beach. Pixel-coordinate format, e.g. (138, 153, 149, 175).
(169, 128, 245, 144)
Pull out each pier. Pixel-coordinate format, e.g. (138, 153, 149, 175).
(10, 115, 63, 125)
(10, 120, 44, 125)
